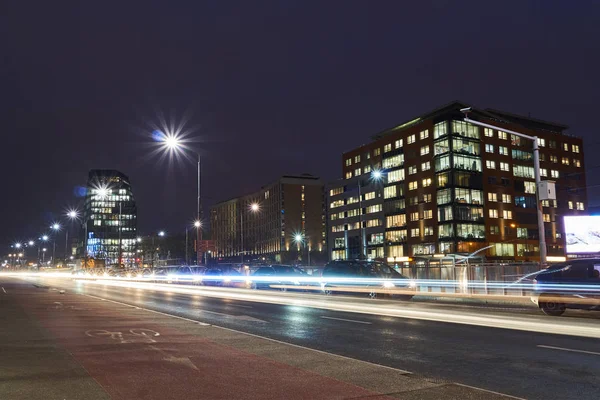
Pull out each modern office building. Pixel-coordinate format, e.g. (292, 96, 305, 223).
(82, 170, 137, 266)
(328, 101, 587, 262)
(211, 174, 326, 265)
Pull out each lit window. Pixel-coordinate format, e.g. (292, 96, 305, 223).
(489, 209, 498, 218)
(364, 165, 372, 173)
(408, 181, 418, 190)
(561, 157, 569, 165)
(572, 144, 580, 153)
(345, 171, 352, 179)
(498, 131, 507, 140)
(354, 155, 361, 163)
(424, 226, 434, 236)
(422, 178, 432, 187)
(486, 160, 496, 169)
(421, 161, 431, 171)
(538, 138, 546, 147)
(500, 162, 510, 171)
(502, 194, 511, 203)
(395, 139, 403, 149)
(374, 148, 381, 156)
(345, 159, 352, 166)
(574, 159, 581, 167)
(525, 182, 536, 194)
(502, 210, 512, 219)
(540, 168, 547, 177)
(568, 201, 573, 209)
(329, 187, 343, 196)
(387, 169, 405, 183)
(384, 185, 397, 199)
(498, 146, 508, 156)
(355, 168, 362, 176)
(576, 202, 585, 211)
(384, 144, 392, 153)
(420, 145, 430, 156)
(366, 152, 371, 160)
(410, 212, 419, 221)
(408, 165, 417, 175)
(407, 134, 416, 144)
(423, 210, 433, 219)
(366, 204, 382, 213)
(550, 170, 559, 179)
(550, 155, 558, 163)
(543, 214, 550, 222)
(420, 129, 429, 140)
(410, 228, 420, 237)
(330, 200, 344, 208)
(488, 193, 498, 202)
(364, 191, 375, 201)
(484, 128, 494, 137)
(563, 143, 569, 151)
(485, 144, 494, 153)
(489, 225, 499, 234)
(422, 194, 432, 203)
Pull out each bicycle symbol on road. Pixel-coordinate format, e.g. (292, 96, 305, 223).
(85, 329, 160, 344)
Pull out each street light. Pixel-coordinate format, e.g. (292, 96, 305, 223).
(462, 109, 547, 264)
(240, 202, 260, 264)
(65, 209, 80, 262)
(293, 233, 310, 266)
(158, 231, 165, 237)
(28, 240, 34, 246)
(51, 223, 61, 265)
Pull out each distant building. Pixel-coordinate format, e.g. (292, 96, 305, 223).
(327, 101, 587, 262)
(211, 174, 326, 265)
(82, 170, 137, 266)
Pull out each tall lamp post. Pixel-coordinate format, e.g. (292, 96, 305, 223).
(293, 233, 310, 266)
(240, 202, 260, 264)
(186, 221, 202, 265)
(66, 210, 79, 263)
(51, 223, 61, 265)
(461, 108, 546, 264)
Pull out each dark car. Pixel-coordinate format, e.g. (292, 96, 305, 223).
(202, 267, 244, 287)
(249, 265, 307, 291)
(531, 259, 600, 316)
(321, 260, 415, 300)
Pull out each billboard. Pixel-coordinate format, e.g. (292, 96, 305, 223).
(564, 216, 600, 254)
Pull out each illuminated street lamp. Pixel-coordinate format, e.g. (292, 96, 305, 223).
(158, 231, 165, 237)
(51, 223, 61, 265)
(293, 233, 311, 266)
(240, 202, 260, 264)
(28, 240, 34, 246)
(65, 209, 80, 262)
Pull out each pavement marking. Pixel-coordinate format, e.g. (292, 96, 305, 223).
(321, 316, 372, 325)
(455, 383, 527, 400)
(1, 286, 6, 294)
(537, 344, 600, 356)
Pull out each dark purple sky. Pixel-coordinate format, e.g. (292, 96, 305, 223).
(2, 1, 600, 245)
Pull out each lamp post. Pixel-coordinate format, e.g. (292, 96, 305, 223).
(51, 223, 61, 265)
(66, 210, 79, 263)
(461, 109, 546, 264)
(240, 202, 259, 264)
(293, 233, 310, 266)
(186, 221, 201, 265)
(39, 235, 48, 267)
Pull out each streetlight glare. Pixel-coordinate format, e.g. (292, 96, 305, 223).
(51, 223, 61, 231)
(28, 240, 34, 246)
(371, 169, 383, 181)
(158, 231, 165, 237)
(14, 243, 22, 248)
(294, 234, 303, 243)
(164, 135, 181, 149)
(136, 237, 142, 243)
(67, 209, 79, 219)
(250, 203, 259, 212)
(42, 235, 49, 241)
(194, 220, 201, 228)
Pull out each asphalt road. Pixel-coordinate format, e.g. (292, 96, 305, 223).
(25, 276, 600, 400)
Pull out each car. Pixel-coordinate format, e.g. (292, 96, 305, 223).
(249, 265, 307, 291)
(202, 267, 245, 287)
(321, 260, 414, 300)
(153, 266, 181, 283)
(531, 259, 600, 316)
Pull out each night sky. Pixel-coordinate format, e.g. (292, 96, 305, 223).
(2, 1, 600, 246)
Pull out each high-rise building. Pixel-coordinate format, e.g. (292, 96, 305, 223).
(327, 101, 587, 262)
(82, 170, 137, 266)
(211, 174, 326, 265)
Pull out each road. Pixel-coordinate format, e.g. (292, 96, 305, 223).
(21, 275, 600, 399)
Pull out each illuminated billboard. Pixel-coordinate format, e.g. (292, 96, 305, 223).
(564, 216, 600, 254)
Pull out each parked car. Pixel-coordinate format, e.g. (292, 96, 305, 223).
(153, 266, 181, 283)
(531, 259, 600, 316)
(321, 260, 414, 300)
(249, 265, 307, 291)
(202, 267, 245, 287)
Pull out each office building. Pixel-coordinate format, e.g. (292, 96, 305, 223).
(328, 101, 587, 261)
(82, 170, 137, 266)
(211, 174, 326, 264)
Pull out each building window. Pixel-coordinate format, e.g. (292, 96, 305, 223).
(489, 209, 498, 218)
(436, 188, 452, 205)
(364, 191, 376, 201)
(488, 192, 497, 202)
(574, 159, 581, 167)
(550, 170, 559, 179)
(498, 131, 507, 140)
(354, 155, 361, 163)
(563, 143, 569, 151)
(485, 144, 494, 153)
(408, 165, 418, 175)
(374, 148, 381, 156)
(329, 187, 343, 196)
(524, 182, 536, 194)
(420, 129, 429, 140)
(484, 128, 494, 137)
(453, 154, 482, 172)
(384, 144, 392, 153)
(538, 138, 546, 147)
(576, 202, 585, 211)
(543, 214, 551, 222)
(355, 168, 362, 176)
(410, 228, 420, 238)
(366, 204, 382, 213)
(513, 165, 534, 178)
(550, 155, 558, 163)
(364, 165, 372, 174)
(384, 185, 397, 199)
(502, 194, 511, 203)
(490, 225, 499, 235)
(387, 214, 406, 227)
(572, 144, 580, 153)
(382, 154, 404, 169)
(434, 121, 448, 139)
(452, 121, 479, 139)
(424, 226, 434, 236)
(421, 161, 431, 171)
(498, 146, 508, 156)
(407, 134, 416, 144)
(345, 159, 352, 166)
(330, 200, 344, 208)
(422, 193, 432, 203)
(366, 152, 371, 160)
(561, 157, 569, 165)
(499, 162, 509, 172)
(388, 169, 405, 183)
(422, 178, 432, 187)
(420, 145, 430, 156)
(409, 196, 419, 206)
(410, 212, 419, 221)
(540, 168, 548, 177)
(423, 209, 433, 219)
(568, 201, 574, 209)
(502, 210, 512, 219)
(345, 171, 352, 179)
(395, 139, 403, 149)
(490, 243, 515, 257)
(408, 181, 418, 190)
(486, 160, 496, 169)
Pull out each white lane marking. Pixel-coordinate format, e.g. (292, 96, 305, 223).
(455, 383, 527, 400)
(85, 294, 211, 326)
(1, 287, 6, 294)
(321, 316, 372, 325)
(537, 345, 600, 356)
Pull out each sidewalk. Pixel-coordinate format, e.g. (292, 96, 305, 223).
(0, 278, 516, 400)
